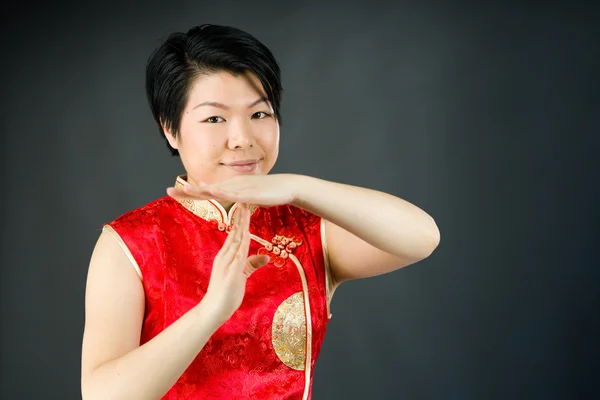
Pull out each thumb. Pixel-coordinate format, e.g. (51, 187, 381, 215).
(243, 254, 270, 277)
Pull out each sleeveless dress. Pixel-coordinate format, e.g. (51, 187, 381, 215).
(104, 175, 335, 399)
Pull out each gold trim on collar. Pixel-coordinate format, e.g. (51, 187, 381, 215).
(173, 175, 258, 224)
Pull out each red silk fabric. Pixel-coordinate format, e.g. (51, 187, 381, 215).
(108, 196, 330, 399)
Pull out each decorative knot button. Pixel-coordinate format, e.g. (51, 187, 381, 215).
(257, 235, 303, 268)
(208, 219, 232, 232)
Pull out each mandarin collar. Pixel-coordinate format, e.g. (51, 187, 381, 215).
(172, 175, 259, 224)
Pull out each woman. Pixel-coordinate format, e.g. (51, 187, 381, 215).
(80, 24, 440, 400)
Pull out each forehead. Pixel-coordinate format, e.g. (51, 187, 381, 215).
(186, 70, 267, 107)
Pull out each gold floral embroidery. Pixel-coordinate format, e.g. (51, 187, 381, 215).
(271, 291, 306, 371)
(182, 197, 223, 222)
(173, 175, 257, 223)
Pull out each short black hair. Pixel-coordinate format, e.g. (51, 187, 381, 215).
(145, 24, 283, 156)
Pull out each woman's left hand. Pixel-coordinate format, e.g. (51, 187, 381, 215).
(166, 174, 302, 207)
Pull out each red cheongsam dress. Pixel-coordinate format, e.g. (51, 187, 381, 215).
(103, 175, 335, 399)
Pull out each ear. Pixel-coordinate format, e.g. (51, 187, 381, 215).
(161, 120, 179, 150)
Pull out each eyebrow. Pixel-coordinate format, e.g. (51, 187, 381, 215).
(192, 97, 267, 110)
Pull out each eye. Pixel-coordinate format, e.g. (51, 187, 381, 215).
(252, 111, 271, 119)
(203, 116, 224, 123)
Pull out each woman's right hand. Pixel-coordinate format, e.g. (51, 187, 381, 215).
(203, 203, 270, 322)
(81, 203, 268, 400)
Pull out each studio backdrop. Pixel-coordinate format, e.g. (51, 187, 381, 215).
(1, 2, 599, 399)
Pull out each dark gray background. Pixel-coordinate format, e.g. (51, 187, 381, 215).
(1, 1, 599, 399)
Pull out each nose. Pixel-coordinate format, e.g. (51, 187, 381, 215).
(227, 119, 256, 150)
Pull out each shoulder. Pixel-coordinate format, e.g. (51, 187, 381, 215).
(103, 196, 180, 250)
(107, 196, 176, 228)
(100, 196, 178, 280)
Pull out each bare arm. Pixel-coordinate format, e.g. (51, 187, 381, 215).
(80, 228, 225, 400)
(81, 205, 268, 400)
(167, 174, 440, 289)
(292, 176, 440, 284)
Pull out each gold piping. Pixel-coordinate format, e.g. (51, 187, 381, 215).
(103, 225, 143, 280)
(249, 233, 274, 247)
(289, 254, 313, 400)
(320, 219, 334, 319)
(250, 234, 313, 400)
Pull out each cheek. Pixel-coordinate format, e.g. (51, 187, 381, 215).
(259, 123, 280, 153)
(185, 129, 223, 153)
(179, 130, 225, 170)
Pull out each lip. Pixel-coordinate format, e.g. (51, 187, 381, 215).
(222, 159, 260, 173)
(223, 159, 260, 166)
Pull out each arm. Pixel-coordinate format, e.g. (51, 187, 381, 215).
(292, 176, 440, 286)
(80, 229, 225, 400)
(166, 175, 439, 289)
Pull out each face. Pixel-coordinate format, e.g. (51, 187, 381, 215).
(164, 70, 280, 187)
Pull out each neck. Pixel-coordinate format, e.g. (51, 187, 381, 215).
(218, 200, 235, 214)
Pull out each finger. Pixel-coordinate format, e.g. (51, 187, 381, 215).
(228, 204, 248, 264)
(233, 206, 252, 272)
(238, 203, 250, 227)
(234, 229, 251, 273)
(233, 203, 248, 230)
(218, 228, 242, 269)
(216, 209, 245, 268)
(221, 192, 255, 203)
(184, 184, 218, 199)
(243, 254, 270, 277)
(218, 217, 241, 254)
(206, 188, 236, 202)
